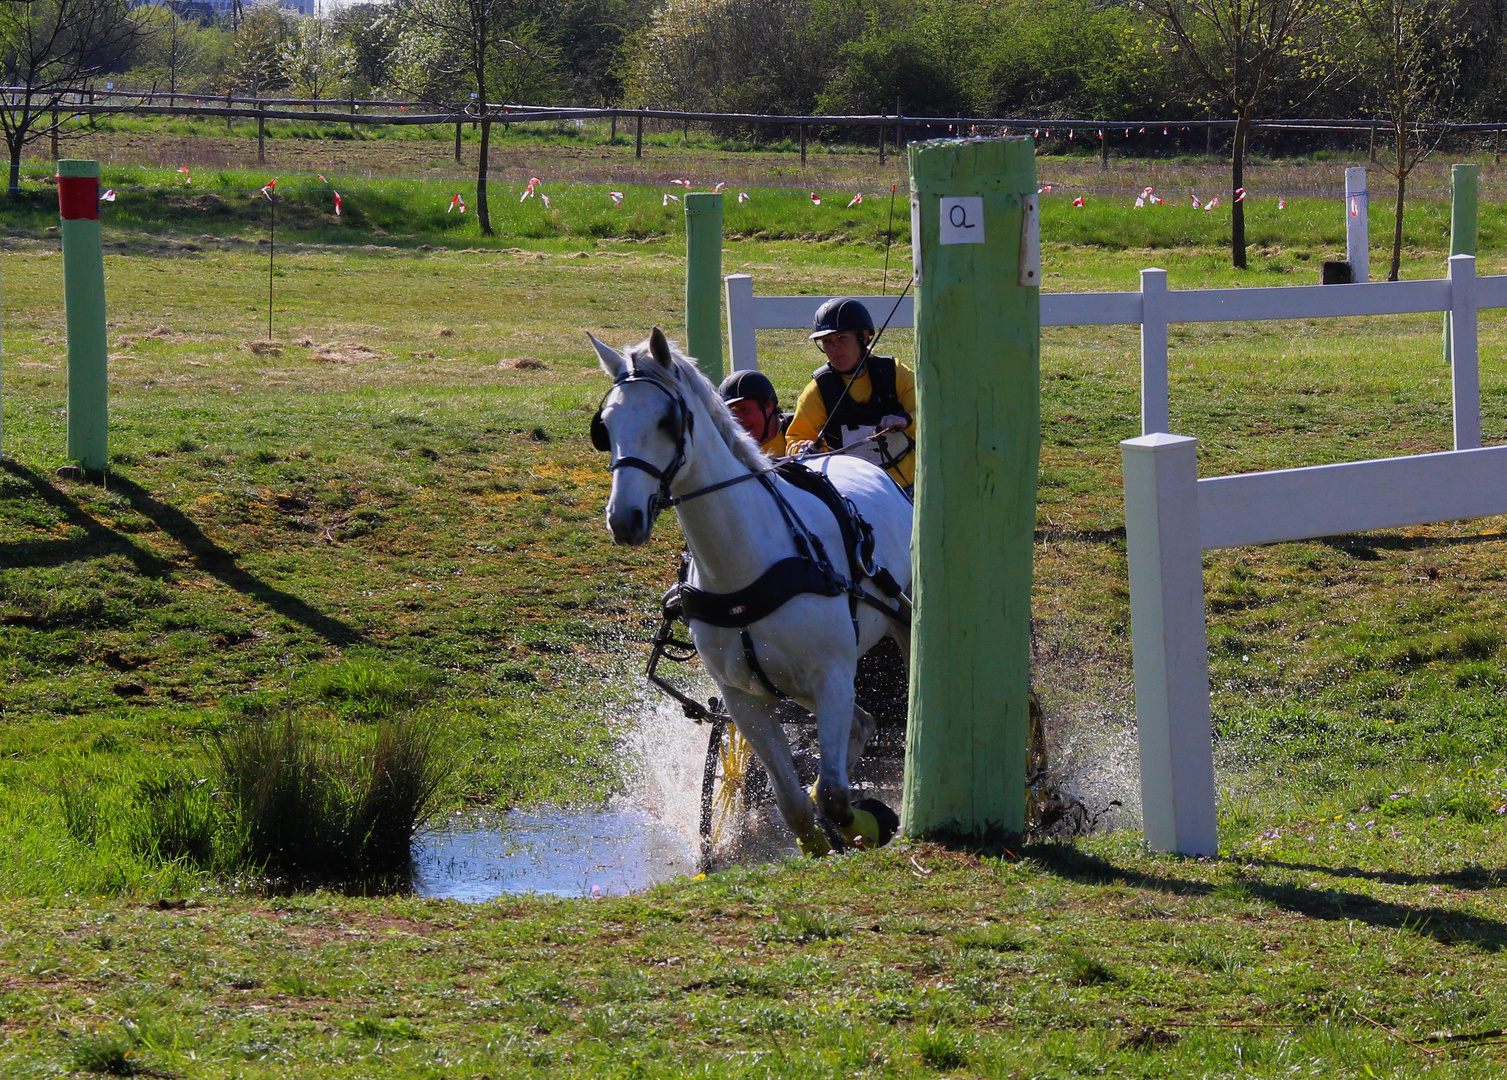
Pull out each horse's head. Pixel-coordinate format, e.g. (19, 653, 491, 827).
(588, 327, 695, 546)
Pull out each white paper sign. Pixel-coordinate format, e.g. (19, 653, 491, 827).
(939, 196, 985, 245)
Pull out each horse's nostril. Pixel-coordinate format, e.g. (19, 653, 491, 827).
(631, 508, 645, 534)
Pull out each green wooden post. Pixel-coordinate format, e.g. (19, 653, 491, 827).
(684, 191, 724, 381)
(902, 137, 1041, 841)
(1444, 163, 1478, 366)
(58, 159, 108, 472)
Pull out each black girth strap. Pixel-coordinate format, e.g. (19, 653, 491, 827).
(677, 556, 842, 628)
(740, 629, 787, 699)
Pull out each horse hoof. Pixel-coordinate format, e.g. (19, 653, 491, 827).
(840, 808, 881, 849)
(854, 798, 899, 846)
(797, 831, 832, 857)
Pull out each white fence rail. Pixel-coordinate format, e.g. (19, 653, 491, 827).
(726, 254, 1501, 449)
(1123, 433, 1507, 856)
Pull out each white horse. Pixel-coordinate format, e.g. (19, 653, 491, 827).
(589, 327, 913, 855)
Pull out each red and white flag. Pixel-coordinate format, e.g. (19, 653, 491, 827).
(1134, 197, 1145, 209)
(541, 194, 551, 208)
(1190, 195, 1202, 209)
(177, 167, 191, 185)
(663, 193, 680, 205)
(713, 182, 726, 193)
(846, 192, 863, 207)
(333, 191, 342, 216)
(520, 187, 534, 201)
(608, 191, 624, 207)
(1038, 184, 1053, 194)
(1204, 197, 1221, 211)
(448, 193, 465, 213)
(1072, 195, 1085, 207)
(671, 179, 691, 189)
(1278, 198, 1287, 210)
(1350, 197, 1360, 217)
(528, 177, 542, 188)
(260, 178, 277, 201)
(318, 175, 328, 185)
(100, 189, 116, 202)
(1235, 187, 1246, 202)
(810, 192, 821, 205)
(737, 192, 750, 203)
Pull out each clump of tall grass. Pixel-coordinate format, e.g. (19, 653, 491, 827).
(214, 713, 454, 882)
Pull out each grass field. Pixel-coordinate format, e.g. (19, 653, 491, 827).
(5, 149, 1507, 1075)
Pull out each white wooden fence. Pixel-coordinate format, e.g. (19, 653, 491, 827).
(732, 255, 1507, 856)
(725, 254, 1504, 450)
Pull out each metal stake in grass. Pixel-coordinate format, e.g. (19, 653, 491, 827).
(881, 182, 898, 294)
(263, 178, 277, 340)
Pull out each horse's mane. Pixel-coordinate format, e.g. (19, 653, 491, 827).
(625, 336, 769, 473)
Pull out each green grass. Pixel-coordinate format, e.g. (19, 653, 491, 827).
(4, 163, 1507, 1073)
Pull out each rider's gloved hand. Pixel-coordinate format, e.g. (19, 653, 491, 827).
(787, 439, 815, 454)
(878, 414, 910, 432)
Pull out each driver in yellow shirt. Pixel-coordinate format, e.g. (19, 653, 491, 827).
(784, 297, 916, 493)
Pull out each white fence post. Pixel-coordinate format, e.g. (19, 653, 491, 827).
(1121, 432, 1219, 857)
(724, 273, 758, 371)
(1345, 167, 1369, 282)
(1140, 268, 1169, 434)
(1450, 254, 1480, 450)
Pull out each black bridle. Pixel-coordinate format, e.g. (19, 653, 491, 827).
(591, 368, 695, 522)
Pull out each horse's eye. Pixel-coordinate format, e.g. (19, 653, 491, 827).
(657, 411, 678, 436)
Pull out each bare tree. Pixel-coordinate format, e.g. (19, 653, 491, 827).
(1355, 0, 1469, 280)
(0, 0, 146, 197)
(1139, 0, 1340, 268)
(387, 0, 560, 235)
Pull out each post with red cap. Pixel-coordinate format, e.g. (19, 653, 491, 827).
(58, 159, 108, 472)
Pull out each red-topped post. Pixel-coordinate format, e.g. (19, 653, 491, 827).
(58, 160, 108, 472)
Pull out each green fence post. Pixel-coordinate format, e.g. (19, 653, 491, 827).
(902, 137, 1041, 841)
(58, 159, 108, 473)
(1445, 163, 1478, 367)
(684, 191, 724, 381)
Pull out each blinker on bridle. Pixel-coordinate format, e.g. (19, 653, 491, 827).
(590, 368, 694, 518)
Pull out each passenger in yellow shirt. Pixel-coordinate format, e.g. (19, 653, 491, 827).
(784, 297, 916, 493)
(718, 369, 788, 457)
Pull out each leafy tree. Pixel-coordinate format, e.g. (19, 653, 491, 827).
(623, 0, 832, 114)
(1354, 0, 1470, 279)
(557, 0, 655, 105)
(1139, 0, 1341, 268)
(335, 3, 399, 96)
(387, 0, 562, 234)
(0, 0, 146, 197)
(228, 2, 295, 96)
(282, 14, 356, 101)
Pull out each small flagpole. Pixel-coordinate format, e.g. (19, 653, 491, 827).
(881, 182, 898, 294)
(267, 188, 274, 340)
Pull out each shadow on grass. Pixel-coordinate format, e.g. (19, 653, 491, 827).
(1022, 844, 1507, 952)
(1, 461, 366, 647)
(1318, 530, 1507, 561)
(1247, 857, 1507, 892)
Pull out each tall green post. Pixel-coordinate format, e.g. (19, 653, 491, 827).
(684, 192, 723, 381)
(1444, 163, 1478, 367)
(58, 160, 108, 472)
(902, 138, 1041, 841)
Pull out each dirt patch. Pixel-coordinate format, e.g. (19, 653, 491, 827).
(500, 357, 548, 370)
(309, 341, 381, 365)
(245, 340, 284, 356)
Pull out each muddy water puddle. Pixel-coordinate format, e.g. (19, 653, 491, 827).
(411, 808, 701, 901)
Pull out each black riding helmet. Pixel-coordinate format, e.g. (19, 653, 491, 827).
(809, 297, 875, 340)
(718, 369, 778, 406)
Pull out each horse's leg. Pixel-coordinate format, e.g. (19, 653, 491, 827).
(719, 685, 828, 855)
(811, 666, 859, 832)
(848, 703, 876, 765)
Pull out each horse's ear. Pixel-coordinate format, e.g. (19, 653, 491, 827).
(588, 332, 627, 379)
(648, 327, 674, 369)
